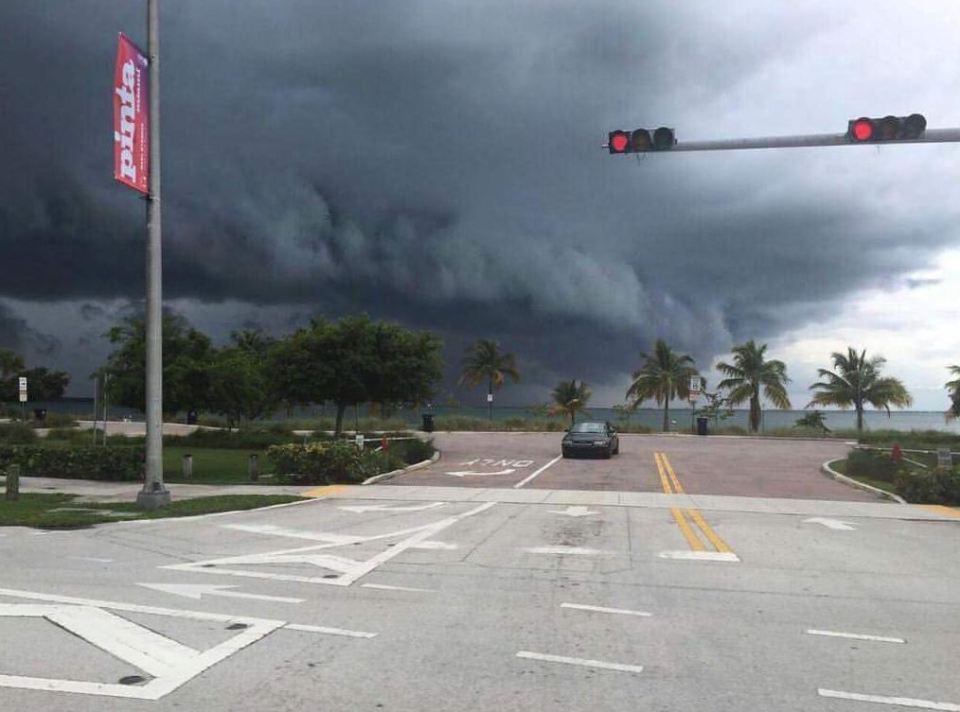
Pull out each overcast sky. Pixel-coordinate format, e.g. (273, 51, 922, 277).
(1, 1, 959, 411)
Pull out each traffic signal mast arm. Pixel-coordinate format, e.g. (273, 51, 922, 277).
(664, 127, 960, 152)
(607, 115, 960, 153)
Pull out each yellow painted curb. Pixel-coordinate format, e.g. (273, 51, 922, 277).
(918, 504, 960, 518)
(302, 484, 350, 499)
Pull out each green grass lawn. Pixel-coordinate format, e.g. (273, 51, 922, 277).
(0, 492, 306, 529)
(163, 446, 278, 484)
(830, 458, 899, 494)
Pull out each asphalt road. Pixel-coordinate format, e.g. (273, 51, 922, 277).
(389, 432, 873, 500)
(1, 434, 958, 711)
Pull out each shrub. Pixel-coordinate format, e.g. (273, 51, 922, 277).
(196, 414, 229, 428)
(166, 428, 303, 450)
(0, 445, 143, 481)
(847, 448, 905, 483)
(267, 441, 365, 484)
(388, 437, 435, 465)
(33, 412, 78, 428)
(858, 430, 960, 449)
(0, 422, 38, 445)
(894, 467, 960, 505)
(276, 416, 411, 432)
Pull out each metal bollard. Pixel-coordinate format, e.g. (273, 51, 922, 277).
(248, 454, 259, 482)
(182, 454, 193, 479)
(5, 464, 20, 501)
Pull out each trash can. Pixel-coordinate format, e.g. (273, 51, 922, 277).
(696, 417, 709, 436)
(421, 413, 434, 433)
(186, 410, 198, 425)
(33, 408, 47, 422)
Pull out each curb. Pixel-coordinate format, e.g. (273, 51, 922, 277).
(361, 450, 441, 486)
(821, 458, 906, 504)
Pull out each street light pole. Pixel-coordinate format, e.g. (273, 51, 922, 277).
(137, 0, 169, 509)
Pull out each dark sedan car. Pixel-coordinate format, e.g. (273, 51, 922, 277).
(561, 421, 620, 459)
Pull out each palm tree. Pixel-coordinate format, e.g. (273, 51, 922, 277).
(459, 339, 520, 420)
(807, 347, 913, 432)
(549, 379, 591, 426)
(626, 339, 698, 432)
(715, 340, 792, 433)
(946, 365, 960, 421)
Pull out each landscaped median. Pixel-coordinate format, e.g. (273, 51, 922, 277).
(826, 447, 960, 505)
(0, 422, 434, 486)
(0, 493, 307, 529)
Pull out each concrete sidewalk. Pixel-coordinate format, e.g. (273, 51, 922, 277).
(7, 475, 958, 521)
(8, 476, 317, 503)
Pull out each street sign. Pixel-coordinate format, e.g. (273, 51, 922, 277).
(688, 376, 700, 398)
(18, 377, 27, 403)
(487, 393, 494, 403)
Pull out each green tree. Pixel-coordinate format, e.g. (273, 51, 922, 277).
(807, 347, 913, 432)
(206, 331, 278, 428)
(18, 367, 70, 401)
(715, 340, 792, 433)
(102, 313, 214, 416)
(459, 339, 520, 420)
(946, 365, 960, 421)
(272, 315, 443, 435)
(0, 347, 69, 401)
(548, 379, 591, 426)
(626, 339, 698, 432)
(795, 410, 830, 433)
(0, 348, 24, 384)
(696, 389, 734, 429)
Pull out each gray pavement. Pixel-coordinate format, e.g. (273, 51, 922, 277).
(391, 432, 873, 501)
(1, 433, 959, 710)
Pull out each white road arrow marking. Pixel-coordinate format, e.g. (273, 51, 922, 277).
(445, 468, 516, 477)
(0, 596, 283, 701)
(807, 629, 905, 643)
(524, 546, 608, 556)
(166, 501, 498, 587)
(516, 651, 643, 674)
(804, 517, 856, 531)
(658, 550, 741, 562)
(337, 502, 447, 513)
(138, 583, 304, 604)
(549, 506, 598, 517)
(818, 689, 960, 710)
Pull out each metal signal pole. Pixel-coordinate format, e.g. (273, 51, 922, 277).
(137, 0, 169, 509)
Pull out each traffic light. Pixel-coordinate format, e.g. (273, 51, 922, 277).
(608, 130, 630, 154)
(847, 114, 926, 143)
(607, 127, 676, 153)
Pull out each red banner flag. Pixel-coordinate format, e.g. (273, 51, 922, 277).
(113, 33, 149, 194)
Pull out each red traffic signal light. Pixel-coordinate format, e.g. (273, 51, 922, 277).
(847, 114, 926, 143)
(608, 130, 630, 154)
(850, 117, 874, 142)
(607, 126, 675, 154)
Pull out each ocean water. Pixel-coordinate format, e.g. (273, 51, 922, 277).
(414, 405, 960, 434)
(23, 398, 960, 434)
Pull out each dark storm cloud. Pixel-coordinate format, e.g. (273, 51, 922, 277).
(0, 304, 60, 359)
(1, 1, 959, 400)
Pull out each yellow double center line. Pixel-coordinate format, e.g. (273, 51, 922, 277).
(654, 452, 733, 554)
